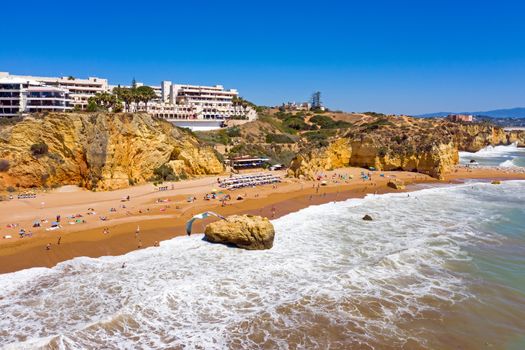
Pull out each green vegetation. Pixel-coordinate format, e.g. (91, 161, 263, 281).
(152, 164, 187, 183)
(364, 112, 387, 118)
(310, 115, 352, 129)
(87, 92, 120, 112)
(30, 142, 49, 157)
(135, 86, 157, 109)
(87, 85, 158, 113)
(265, 133, 295, 144)
(303, 130, 336, 147)
(283, 116, 310, 131)
(226, 126, 241, 137)
(258, 115, 297, 134)
(362, 118, 393, 131)
(232, 96, 256, 109)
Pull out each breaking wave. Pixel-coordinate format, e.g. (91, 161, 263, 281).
(1, 181, 525, 349)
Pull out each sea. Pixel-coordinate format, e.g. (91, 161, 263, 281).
(1, 179, 525, 349)
(459, 142, 525, 168)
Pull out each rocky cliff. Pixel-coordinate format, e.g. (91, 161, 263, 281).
(0, 113, 224, 190)
(452, 123, 508, 151)
(289, 117, 460, 179)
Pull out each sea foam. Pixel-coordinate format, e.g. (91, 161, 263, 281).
(1, 181, 524, 349)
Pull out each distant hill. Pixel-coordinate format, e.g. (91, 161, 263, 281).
(417, 107, 525, 118)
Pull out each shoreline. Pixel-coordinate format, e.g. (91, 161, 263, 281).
(1, 167, 524, 274)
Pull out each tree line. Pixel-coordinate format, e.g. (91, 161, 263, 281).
(87, 83, 157, 112)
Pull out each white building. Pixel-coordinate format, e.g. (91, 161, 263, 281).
(0, 78, 72, 117)
(0, 72, 257, 130)
(0, 72, 108, 109)
(131, 81, 257, 130)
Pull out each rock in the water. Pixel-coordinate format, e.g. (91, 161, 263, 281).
(362, 214, 373, 221)
(387, 180, 406, 190)
(204, 215, 275, 250)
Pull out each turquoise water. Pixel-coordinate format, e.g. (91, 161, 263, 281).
(0, 181, 524, 349)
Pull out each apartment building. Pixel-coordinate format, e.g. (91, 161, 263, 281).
(0, 71, 257, 130)
(0, 78, 72, 117)
(0, 72, 108, 109)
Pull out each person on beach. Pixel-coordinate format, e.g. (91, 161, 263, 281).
(135, 225, 140, 238)
(46, 243, 51, 250)
(271, 206, 276, 218)
(138, 240, 142, 249)
(57, 236, 61, 245)
(154, 241, 159, 247)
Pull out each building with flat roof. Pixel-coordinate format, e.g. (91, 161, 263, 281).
(0, 72, 108, 109)
(0, 78, 72, 117)
(0, 72, 257, 130)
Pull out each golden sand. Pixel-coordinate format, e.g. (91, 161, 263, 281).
(0, 167, 523, 274)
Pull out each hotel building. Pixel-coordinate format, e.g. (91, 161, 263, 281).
(127, 81, 257, 130)
(0, 72, 109, 109)
(0, 78, 72, 117)
(0, 72, 257, 130)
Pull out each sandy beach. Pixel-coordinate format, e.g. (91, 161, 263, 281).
(1, 166, 524, 274)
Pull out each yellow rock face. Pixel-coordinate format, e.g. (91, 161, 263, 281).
(288, 138, 352, 179)
(0, 113, 223, 191)
(204, 214, 275, 250)
(288, 118, 521, 180)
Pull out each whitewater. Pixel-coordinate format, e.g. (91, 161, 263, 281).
(1, 181, 525, 349)
(459, 142, 525, 168)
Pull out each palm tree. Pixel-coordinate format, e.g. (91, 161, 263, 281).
(113, 87, 133, 112)
(135, 86, 157, 111)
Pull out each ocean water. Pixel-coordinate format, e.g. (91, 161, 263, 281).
(1, 181, 525, 349)
(459, 142, 525, 167)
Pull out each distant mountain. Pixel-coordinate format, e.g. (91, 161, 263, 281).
(417, 107, 525, 118)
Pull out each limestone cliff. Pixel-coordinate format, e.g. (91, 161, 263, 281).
(452, 124, 508, 152)
(0, 113, 224, 190)
(288, 117, 491, 180)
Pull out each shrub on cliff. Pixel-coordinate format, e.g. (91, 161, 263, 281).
(153, 164, 175, 181)
(304, 130, 331, 147)
(0, 159, 9, 172)
(226, 126, 241, 137)
(30, 142, 49, 157)
(283, 116, 310, 131)
(265, 133, 295, 144)
(310, 115, 353, 129)
(152, 164, 184, 182)
(363, 118, 393, 131)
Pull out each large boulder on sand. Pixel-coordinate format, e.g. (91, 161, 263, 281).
(204, 215, 275, 250)
(387, 180, 406, 190)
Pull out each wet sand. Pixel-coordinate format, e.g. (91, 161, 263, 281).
(0, 167, 524, 274)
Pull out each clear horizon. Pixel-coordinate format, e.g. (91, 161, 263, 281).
(2, 0, 524, 115)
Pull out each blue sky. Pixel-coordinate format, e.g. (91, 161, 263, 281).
(1, 0, 524, 114)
